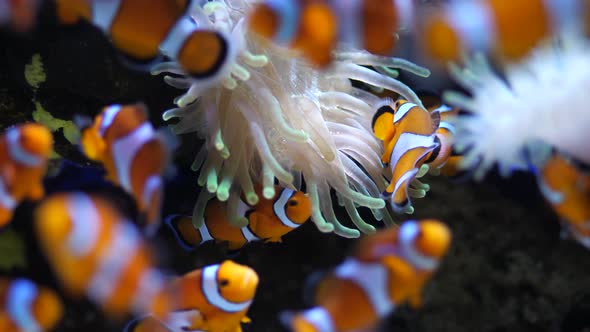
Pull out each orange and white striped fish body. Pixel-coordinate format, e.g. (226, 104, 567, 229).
(0, 278, 63, 332)
(536, 155, 590, 248)
(34, 192, 172, 319)
(0, 0, 40, 32)
(81, 104, 169, 236)
(56, 0, 234, 80)
(285, 219, 451, 332)
(424, 104, 460, 172)
(372, 99, 439, 213)
(248, 0, 339, 67)
(126, 260, 258, 332)
(419, 0, 582, 64)
(0, 124, 52, 227)
(166, 186, 311, 250)
(331, 0, 413, 55)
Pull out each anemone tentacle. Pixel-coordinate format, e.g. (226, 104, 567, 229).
(156, 0, 433, 236)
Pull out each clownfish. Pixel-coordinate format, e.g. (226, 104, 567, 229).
(167, 185, 312, 250)
(419, 0, 583, 64)
(0, 123, 53, 227)
(55, 0, 234, 79)
(80, 103, 174, 236)
(0, 0, 40, 32)
(248, 0, 413, 67)
(0, 278, 63, 332)
(34, 192, 173, 319)
(371, 99, 439, 213)
(423, 104, 461, 173)
(535, 154, 590, 249)
(125, 260, 258, 332)
(282, 219, 451, 332)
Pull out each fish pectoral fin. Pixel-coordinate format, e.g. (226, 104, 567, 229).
(1, 163, 15, 186)
(264, 237, 283, 243)
(408, 291, 423, 309)
(28, 184, 44, 200)
(241, 316, 252, 324)
(381, 255, 414, 281)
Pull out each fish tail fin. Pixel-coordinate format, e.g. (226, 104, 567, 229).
(280, 307, 334, 332)
(164, 214, 201, 251)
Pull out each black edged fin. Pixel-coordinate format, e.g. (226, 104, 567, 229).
(123, 315, 150, 332)
(164, 214, 198, 251)
(116, 50, 166, 73)
(430, 108, 441, 132)
(424, 135, 441, 164)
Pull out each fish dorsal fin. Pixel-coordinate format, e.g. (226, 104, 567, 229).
(372, 99, 396, 141)
(430, 108, 441, 133)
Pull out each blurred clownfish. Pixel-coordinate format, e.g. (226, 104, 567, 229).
(418, 0, 583, 63)
(0, 123, 53, 227)
(282, 219, 451, 332)
(166, 185, 312, 250)
(55, 0, 234, 79)
(0, 0, 40, 32)
(535, 154, 590, 249)
(80, 103, 174, 236)
(125, 260, 258, 332)
(371, 99, 439, 213)
(34, 192, 173, 319)
(248, 0, 413, 67)
(0, 278, 63, 332)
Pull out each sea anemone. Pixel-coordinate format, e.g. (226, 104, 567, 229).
(444, 35, 590, 180)
(152, 0, 430, 238)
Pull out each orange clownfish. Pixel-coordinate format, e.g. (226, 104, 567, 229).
(80, 103, 173, 236)
(56, 0, 234, 79)
(167, 185, 312, 250)
(283, 219, 451, 332)
(0, 123, 53, 227)
(248, 0, 339, 67)
(125, 260, 258, 332)
(419, 0, 583, 64)
(248, 0, 413, 67)
(34, 192, 172, 319)
(535, 154, 590, 249)
(0, 0, 40, 32)
(0, 278, 63, 332)
(371, 99, 439, 213)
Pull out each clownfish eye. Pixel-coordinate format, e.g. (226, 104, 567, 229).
(218, 279, 230, 287)
(288, 200, 298, 207)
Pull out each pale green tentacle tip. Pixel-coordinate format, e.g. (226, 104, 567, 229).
(404, 205, 415, 215)
(219, 146, 230, 159)
(334, 226, 361, 239)
(409, 188, 426, 198)
(315, 222, 335, 233)
(216, 184, 231, 201)
(358, 223, 376, 234)
(263, 187, 275, 199)
(417, 164, 430, 178)
(231, 217, 250, 228)
(246, 192, 259, 205)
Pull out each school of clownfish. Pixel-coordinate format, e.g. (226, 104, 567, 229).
(0, 0, 589, 331)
